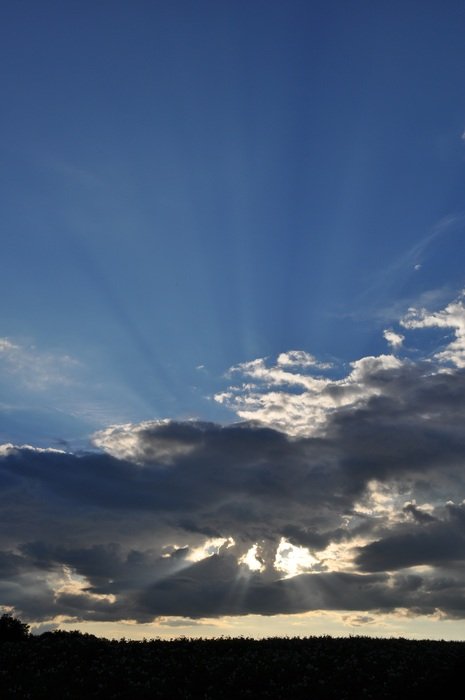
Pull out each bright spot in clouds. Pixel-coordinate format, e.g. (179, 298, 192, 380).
(188, 538, 235, 563)
(239, 544, 265, 573)
(274, 539, 320, 578)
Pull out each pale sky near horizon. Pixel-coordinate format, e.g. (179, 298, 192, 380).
(2, 1, 465, 640)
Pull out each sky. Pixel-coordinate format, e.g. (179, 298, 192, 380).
(2, 1, 465, 640)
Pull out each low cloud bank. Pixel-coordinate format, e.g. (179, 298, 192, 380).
(2, 294, 465, 623)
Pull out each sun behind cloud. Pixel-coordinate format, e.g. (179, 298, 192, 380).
(2, 292, 465, 635)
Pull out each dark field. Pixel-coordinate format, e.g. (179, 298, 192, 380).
(1, 632, 464, 699)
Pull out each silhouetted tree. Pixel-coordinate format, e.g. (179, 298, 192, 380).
(0, 614, 30, 641)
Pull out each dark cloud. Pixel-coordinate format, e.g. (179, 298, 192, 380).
(1, 359, 465, 623)
(356, 505, 465, 572)
(403, 502, 437, 524)
(0, 426, 348, 550)
(356, 526, 465, 572)
(137, 554, 392, 618)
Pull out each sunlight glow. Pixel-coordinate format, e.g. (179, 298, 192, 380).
(313, 538, 368, 573)
(239, 544, 265, 572)
(187, 537, 235, 563)
(273, 538, 319, 578)
(53, 566, 116, 603)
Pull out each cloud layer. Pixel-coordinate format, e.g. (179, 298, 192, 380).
(2, 294, 465, 624)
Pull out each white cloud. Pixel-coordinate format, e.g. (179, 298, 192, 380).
(276, 350, 332, 370)
(401, 296, 465, 367)
(216, 353, 403, 436)
(239, 544, 266, 573)
(383, 329, 405, 350)
(0, 339, 19, 352)
(274, 538, 319, 578)
(216, 291, 465, 437)
(0, 443, 66, 457)
(228, 357, 328, 392)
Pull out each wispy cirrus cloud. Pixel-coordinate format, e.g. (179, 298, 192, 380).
(0, 337, 78, 390)
(0, 337, 141, 445)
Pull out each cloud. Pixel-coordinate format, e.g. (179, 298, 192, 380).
(276, 351, 332, 370)
(216, 353, 403, 436)
(2, 292, 465, 624)
(383, 329, 404, 350)
(0, 337, 78, 390)
(401, 296, 465, 367)
(355, 502, 465, 572)
(92, 420, 201, 465)
(0, 337, 136, 445)
(403, 502, 437, 524)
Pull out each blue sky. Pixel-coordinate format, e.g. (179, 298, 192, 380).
(2, 1, 465, 639)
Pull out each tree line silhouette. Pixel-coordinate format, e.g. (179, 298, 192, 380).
(0, 613, 464, 698)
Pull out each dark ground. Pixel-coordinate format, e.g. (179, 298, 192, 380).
(1, 632, 463, 698)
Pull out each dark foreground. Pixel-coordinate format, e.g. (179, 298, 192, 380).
(1, 632, 464, 699)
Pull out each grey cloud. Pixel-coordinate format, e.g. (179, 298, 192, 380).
(0, 550, 28, 577)
(331, 376, 465, 494)
(280, 524, 348, 551)
(2, 356, 465, 622)
(157, 619, 206, 628)
(0, 426, 349, 550)
(356, 515, 465, 572)
(20, 541, 193, 598)
(403, 503, 437, 524)
(137, 553, 465, 619)
(1, 546, 399, 621)
(137, 552, 392, 619)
